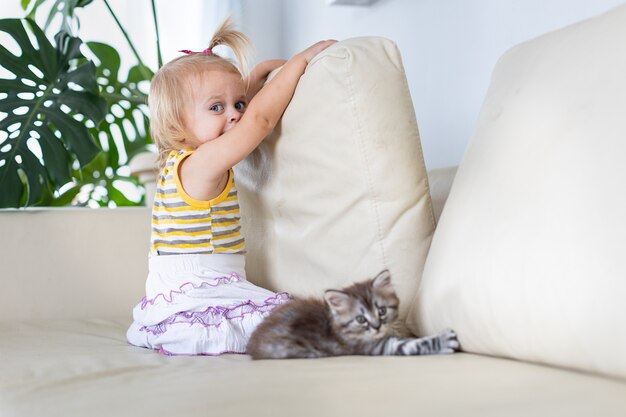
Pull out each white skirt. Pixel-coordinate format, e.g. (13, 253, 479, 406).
(127, 254, 289, 356)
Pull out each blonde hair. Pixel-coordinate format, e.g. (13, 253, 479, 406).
(148, 17, 251, 168)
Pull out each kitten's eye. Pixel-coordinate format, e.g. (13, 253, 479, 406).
(209, 104, 224, 112)
(355, 315, 367, 324)
(378, 307, 387, 316)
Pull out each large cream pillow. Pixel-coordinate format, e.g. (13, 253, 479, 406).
(408, 5, 626, 378)
(236, 37, 434, 323)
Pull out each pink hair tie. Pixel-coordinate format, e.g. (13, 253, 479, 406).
(179, 48, 213, 55)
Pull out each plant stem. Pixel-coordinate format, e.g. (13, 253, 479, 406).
(102, 0, 152, 80)
(150, 0, 163, 68)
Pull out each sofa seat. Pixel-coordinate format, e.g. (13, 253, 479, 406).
(2, 318, 626, 417)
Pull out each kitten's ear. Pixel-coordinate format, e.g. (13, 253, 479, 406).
(324, 290, 352, 315)
(372, 270, 392, 289)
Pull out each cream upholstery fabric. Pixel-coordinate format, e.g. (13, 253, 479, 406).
(427, 166, 457, 224)
(408, 4, 626, 379)
(2, 319, 626, 417)
(0, 208, 150, 321)
(236, 37, 434, 322)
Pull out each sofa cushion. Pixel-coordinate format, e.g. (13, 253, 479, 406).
(236, 37, 434, 323)
(407, 4, 626, 379)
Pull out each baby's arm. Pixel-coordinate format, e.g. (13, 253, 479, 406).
(189, 40, 336, 183)
(246, 59, 286, 103)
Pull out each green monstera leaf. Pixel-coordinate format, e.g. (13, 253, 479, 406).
(48, 41, 154, 207)
(53, 41, 154, 207)
(88, 41, 152, 167)
(0, 18, 107, 207)
(21, 0, 96, 35)
(52, 151, 145, 207)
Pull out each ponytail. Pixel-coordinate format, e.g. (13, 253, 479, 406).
(208, 16, 251, 76)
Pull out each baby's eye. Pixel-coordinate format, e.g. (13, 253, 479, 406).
(209, 104, 224, 112)
(378, 307, 387, 316)
(235, 101, 246, 111)
(355, 315, 367, 324)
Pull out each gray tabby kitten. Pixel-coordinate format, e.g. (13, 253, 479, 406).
(247, 270, 459, 359)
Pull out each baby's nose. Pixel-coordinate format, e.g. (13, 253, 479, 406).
(229, 109, 242, 123)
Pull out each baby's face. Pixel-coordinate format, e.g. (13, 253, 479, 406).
(185, 70, 247, 146)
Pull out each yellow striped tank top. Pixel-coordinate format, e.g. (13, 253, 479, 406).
(150, 150, 245, 255)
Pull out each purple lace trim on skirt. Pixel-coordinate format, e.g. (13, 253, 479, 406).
(140, 273, 242, 310)
(157, 347, 246, 357)
(140, 292, 289, 336)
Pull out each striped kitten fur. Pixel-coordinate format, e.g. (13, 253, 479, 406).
(247, 270, 459, 359)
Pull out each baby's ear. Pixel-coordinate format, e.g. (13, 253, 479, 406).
(371, 270, 392, 289)
(324, 290, 352, 315)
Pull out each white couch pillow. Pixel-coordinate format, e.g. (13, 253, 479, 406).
(407, 5, 626, 378)
(236, 37, 434, 323)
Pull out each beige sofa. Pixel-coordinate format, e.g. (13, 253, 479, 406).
(3, 5, 626, 417)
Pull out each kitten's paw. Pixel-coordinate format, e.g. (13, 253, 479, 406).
(438, 329, 460, 354)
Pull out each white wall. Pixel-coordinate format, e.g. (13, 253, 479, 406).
(280, 0, 626, 169)
(241, 0, 283, 62)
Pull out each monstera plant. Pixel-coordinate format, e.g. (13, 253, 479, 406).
(0, 0, 159, 207)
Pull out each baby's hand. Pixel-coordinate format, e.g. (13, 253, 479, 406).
(299, 39, 337, 63)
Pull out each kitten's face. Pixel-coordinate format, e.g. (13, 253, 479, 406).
(324, 270, 399, 343)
